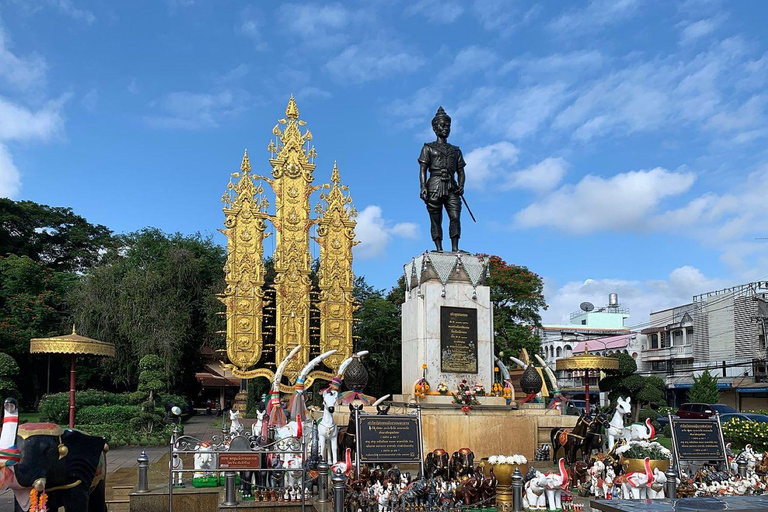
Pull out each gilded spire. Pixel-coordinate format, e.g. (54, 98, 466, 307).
(286, 95, 299, 119)
(331, 161, 340, 184)
(241, 149, 251, 173)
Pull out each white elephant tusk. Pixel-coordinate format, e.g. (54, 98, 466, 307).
(273, 345, 302, 391)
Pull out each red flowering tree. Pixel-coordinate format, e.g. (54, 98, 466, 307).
(485, 255, 547, 357)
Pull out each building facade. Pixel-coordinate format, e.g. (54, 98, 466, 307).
(638, 281, 768, 410)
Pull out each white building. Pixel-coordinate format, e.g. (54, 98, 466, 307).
(637, 281, 768, 410)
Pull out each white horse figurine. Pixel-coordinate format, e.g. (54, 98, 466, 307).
(606, 397, 631, 450)
(251, 410, 266, 439)
(318, 388, 339, 463)
(229, 409, 243, 435)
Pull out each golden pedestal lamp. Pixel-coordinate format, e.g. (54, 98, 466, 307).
(555, 344, 618, 414)
(31, 326, 115, 428)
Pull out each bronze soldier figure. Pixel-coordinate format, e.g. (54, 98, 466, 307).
(419, 107, 466, 252)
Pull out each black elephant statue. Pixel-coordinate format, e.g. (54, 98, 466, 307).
(13, 422, 108, 512)
(450, 447, 474, 480)
(424, 448, 449, 479)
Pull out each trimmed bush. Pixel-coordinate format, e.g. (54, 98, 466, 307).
(722, 418, 768, 452)
(39, 391, 185, 424)
(77, 423, 182, 447)
(77, 405, 142, 425)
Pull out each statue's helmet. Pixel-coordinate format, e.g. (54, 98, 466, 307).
(431, 106, 451, 129)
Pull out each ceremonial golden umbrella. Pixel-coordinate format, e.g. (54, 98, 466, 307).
(555, 343, 619, 414)
(31, 326, 115, 428)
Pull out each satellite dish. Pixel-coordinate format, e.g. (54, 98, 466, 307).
(580, 302, 595, 312)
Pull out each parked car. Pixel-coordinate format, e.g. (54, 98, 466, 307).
(675, 403, 737, 419)
(565, 399, 587, 415)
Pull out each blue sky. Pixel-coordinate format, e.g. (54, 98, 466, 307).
(2, 0, 768, 327)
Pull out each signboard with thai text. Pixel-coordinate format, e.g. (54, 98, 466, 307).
(357, 414, 422, 464)
(670, 417, 727, 464)
(440, 306, 478, 373)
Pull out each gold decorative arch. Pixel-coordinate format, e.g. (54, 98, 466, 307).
(220, 97, 356, 385)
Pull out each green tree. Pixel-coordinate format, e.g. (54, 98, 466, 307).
(0, 353, 20, 398)
(133, 354, 167, 433)
(69, 228, 225, 393)
(637, 376, 667, 411)
(353, 277, 401, 399)
(486, 255, 547, 357)
(0, 255, 76, 406)
(688, 370, 720, 404)
(0, 199, 113, 272)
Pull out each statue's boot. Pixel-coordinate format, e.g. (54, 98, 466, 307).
(434, 239, 443, 252)
(451, 237, 459, 252)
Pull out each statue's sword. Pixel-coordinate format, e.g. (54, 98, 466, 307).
(461, 195, 477, 223)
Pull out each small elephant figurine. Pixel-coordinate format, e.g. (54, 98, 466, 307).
(450, 447, 475, 479)
(523, 471, 548, 511)
(544, 458, 569, 511)
(424, 449, 449, 480)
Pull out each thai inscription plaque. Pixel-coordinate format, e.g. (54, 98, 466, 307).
(440, 306, 478, 374)
(671, 418, 725, 461)
(358, 415, 422, 463)
(219, 453, 262, 470)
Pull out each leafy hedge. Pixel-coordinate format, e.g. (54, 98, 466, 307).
(77, 405, 142, 425)
(39, 391, 188, 424)
(722, 418, 768, 452)
(79, 423, 183, 448)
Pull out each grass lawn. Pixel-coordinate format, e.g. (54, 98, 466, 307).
(19, 412, 41, 424)
(656, 436, 672, 450)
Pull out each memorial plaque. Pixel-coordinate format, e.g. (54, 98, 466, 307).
(440, 306, 478, 373)
(357, 414, 422, 463)
(671, 418, 725, 461)
(219, 453, 262, 470)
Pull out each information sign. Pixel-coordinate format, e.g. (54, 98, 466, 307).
(440, 306, 478, 373)
(219, 453, 262, 470)
(357, 414, 422, 464)
(669, 416, 728, 471)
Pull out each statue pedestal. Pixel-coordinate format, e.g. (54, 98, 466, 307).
(401, 252, 493, 397)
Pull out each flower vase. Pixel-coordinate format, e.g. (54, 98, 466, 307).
(481, 460, 528, 511)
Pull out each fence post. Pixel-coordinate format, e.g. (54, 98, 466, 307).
(511, 467, 524, 512)
(665, 465, 677, 499)
(136, 451, 149, 493)
(317, 462, 330, 502)
(332, 470, 346, 512)
(222, 471, 238, 506)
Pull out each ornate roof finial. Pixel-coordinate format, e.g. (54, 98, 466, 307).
(72, 325, 77, 335)
(331, 161, 340, 184)
(286, 95, 299, 119)
(241, 149, 251, 173)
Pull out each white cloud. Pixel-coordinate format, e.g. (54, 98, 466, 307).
(127, 78, 140, 95)
(297, 86, 331, 100)
(0, 23, 47, 91)
(515, 167, 696, 233)
(503, 157, 568, 192)
(48, 0, 95, 24)
(238, 9, 267, 51)
(0, 96, 64, 141)
(0, 144, 21, 198)
(464, 142, 519, 190)
(680, 18, 719, 44)
(472, 0, 535, 34)
(81, 88, 98, 112)
(277, 3, 350, 48)
(406, 0, 464, 24)
(549, 0, 642, 34)
(326, 40, 424, 84)
(145, 91, 242, 130)
(542, 266, 729, 326)
(354, 205, 420, 259)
